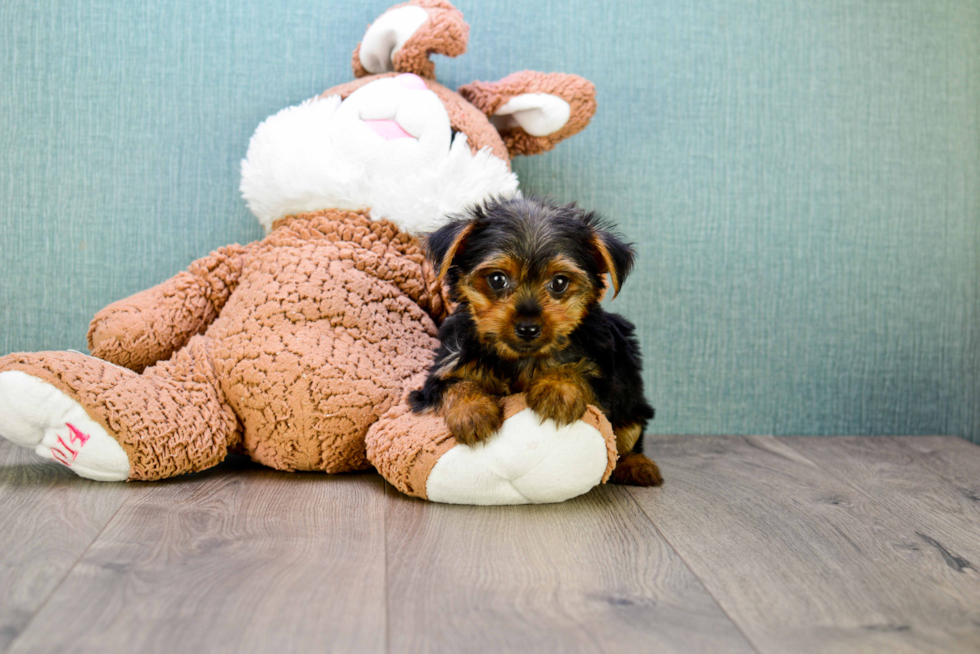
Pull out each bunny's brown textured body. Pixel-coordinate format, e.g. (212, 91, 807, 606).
(206, 211, 443, 473)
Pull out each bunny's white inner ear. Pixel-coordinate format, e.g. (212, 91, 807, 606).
(490, 93, 572, 137)
(359, 6, 429, 74)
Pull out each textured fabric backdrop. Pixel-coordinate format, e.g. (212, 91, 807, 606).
(1, 0, 977, 442)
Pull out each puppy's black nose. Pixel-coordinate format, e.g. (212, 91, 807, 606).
(515, 321, 541, 341)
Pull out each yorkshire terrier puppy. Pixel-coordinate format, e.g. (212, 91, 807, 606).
(409, 197, 662, 486)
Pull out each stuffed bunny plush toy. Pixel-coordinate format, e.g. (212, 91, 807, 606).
(0, 0, 620, 504)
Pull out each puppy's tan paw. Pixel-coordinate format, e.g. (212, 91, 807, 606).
(526, 379, 588, 427)
(610, 452, 664, 487)
(443, 393, 503, 446)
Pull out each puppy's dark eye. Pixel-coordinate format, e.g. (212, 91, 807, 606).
(550, 275, 570, 294)
(487, 272, 509, 291)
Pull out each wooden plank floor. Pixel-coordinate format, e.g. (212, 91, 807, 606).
(2, 436, 979, 654)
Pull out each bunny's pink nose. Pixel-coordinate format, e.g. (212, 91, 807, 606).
(395, 73, 428, 90)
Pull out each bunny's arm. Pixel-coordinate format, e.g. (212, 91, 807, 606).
(87, 244, 250, 372)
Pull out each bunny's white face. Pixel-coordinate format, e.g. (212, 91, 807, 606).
(336, 73, 454, 158)
(240, 74, 518, 235)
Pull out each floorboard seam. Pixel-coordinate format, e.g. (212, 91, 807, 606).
(383, 481, 391, 654)
(4, 486, 133, 654)
(622, 481, 763, 654)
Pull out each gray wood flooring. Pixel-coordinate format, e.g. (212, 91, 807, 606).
(2, 435, 979, 654)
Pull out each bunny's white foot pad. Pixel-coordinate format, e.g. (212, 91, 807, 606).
(0, 371, 130, 481)
(425, 407, 611, 505)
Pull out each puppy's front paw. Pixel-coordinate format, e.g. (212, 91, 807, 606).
(443, 393, 503, 446)
(526, 379, 588, 427)
(610, 452, 664, 487)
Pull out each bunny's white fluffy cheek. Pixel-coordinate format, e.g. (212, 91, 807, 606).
(339, 77, 402, 120)
(328, 111, 385, 162)
(395, 91, 452, 154)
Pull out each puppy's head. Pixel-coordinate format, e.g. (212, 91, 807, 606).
(426, 197, 635, 360)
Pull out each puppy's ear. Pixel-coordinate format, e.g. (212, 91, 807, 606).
(588, 220, 635, 298)
(426, 219, 477, 280)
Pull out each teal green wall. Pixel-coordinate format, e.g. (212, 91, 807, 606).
(2, 1, 978, 441)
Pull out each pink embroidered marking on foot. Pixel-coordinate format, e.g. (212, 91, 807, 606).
(67, 422, 91, 446)
(50, 422, 91, 467)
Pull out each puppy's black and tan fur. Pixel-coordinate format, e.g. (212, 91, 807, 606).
(409, 197, 662, 486)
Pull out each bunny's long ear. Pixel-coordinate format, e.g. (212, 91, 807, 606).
(352, 0, 469, 80)
(459, 71, 597, 157)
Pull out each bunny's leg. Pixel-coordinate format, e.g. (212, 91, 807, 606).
(0, 336, 239, 481)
